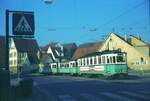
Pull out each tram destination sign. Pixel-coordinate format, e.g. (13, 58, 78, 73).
(12, 13, 35, 35)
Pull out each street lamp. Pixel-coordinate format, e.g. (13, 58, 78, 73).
(44, 0, 53, 4)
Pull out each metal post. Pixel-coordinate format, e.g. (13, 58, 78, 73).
(0, 9, 11, 101)
(6, 9, 9, 71)
(149, 0, 150, 29)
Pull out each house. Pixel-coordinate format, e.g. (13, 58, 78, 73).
(40, 42, 77, 68)
(99, 33, 150, 71)
(72, 41, 103, 60)
(40, 54, 54, 67)
(40, 42, 65, 63)
(9, 38, 40, 74)
(63, 43, 77, 60)
(0, 36, 6, 68)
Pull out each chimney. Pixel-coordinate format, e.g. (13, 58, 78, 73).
(137, 33, 141, 40)
(124, 34, 128, 41)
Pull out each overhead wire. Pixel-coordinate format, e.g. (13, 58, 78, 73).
(97, 0, 147, 31)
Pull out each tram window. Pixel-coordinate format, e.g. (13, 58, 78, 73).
(117, 55, 125, 62)
(98, 56, 101, 64)
(90, 58, 93, 65)
(52, 64, 57, 68)
(94, 57, 97, 64)
(110, 57, 112, 63)
(87, 58, 89, 65)
(83, 59, 86, 65)
(101, 56, 104, 64)
(107, 56, 109, 63)
(78, 60, 81, 66)
(70, 63, 73, 67)
(72, 63, 76, 67)
(66, 64, 69, 67)
(113, 56, 116, 63)
(81, 59, 82, 66)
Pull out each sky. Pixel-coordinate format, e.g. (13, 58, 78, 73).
(0, 0, 150, 46)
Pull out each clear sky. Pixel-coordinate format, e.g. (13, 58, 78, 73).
(0, 0, 150, 46)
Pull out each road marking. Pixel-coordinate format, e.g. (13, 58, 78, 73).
(139, 91, 150, 95)
(33, 81, 38, 86)
(58, 94, 77, 101)
(36, 86, 58, 101)
(80, 93, 105, 101)
(121, 91, 150, 100)
(100, 92, 136, 101)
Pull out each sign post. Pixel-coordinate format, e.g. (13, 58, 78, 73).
(0, 9, 35, 101)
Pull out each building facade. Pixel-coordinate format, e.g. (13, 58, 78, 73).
(99, 33, 150, 71)
(9, 38, 40, 74)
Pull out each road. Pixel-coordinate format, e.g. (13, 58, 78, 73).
(13, 74, 150, 101)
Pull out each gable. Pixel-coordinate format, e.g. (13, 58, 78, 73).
(130, 36, 148, 46)
(100, 33, 132, 51)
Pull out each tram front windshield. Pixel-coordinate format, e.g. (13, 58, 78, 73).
(117, 54, 126, 63)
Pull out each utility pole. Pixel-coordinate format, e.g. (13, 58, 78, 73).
(148, 0, 150, 28)
(6, 10, 9, 71)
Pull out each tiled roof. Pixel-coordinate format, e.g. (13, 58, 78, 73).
(63, 43, 77, 49)
(63, 43, 77, 60)
(13, 38, 39, 52)
(130, 35, 149, 46)
(40, 53, 54, 64)
(27, 52, 39, 64)
(72, 41, 103, 60)
(0, 36, 6, 68)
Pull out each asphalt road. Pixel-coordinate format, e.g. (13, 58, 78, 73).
(13, 74, 150, 101)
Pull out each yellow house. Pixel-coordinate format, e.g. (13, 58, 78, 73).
(99, 33, 150, 71)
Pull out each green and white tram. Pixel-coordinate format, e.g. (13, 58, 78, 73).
(77, 51, 127, 76)
(39, 50, 128, 76)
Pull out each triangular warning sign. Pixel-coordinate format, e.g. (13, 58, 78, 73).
(14, 16, 32, 32)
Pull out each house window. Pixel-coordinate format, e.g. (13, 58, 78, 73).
(9, 53, 13, 58)
(14, 52, 16, 57)
(140, 57, 146, 65)
(9, 60, 13, 65)
(14, 60, 17, 65)
(141, 57, 144, 62)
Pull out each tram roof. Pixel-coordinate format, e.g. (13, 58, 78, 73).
(79, 50, 126, 59)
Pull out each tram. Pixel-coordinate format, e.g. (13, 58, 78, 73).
(39, 50, 128, 76)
